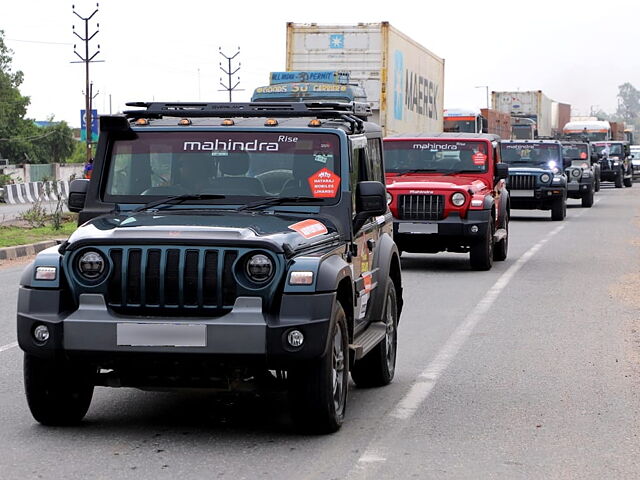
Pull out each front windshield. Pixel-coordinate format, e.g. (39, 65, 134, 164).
(443, 119, 477, 133)
(104, 131, 341, 204)
(592, 143, 623, 156)
(500, 143, 562, 167)
(562, 144, 589, 160)
(384, 140, 489, 174)
(565, 131, 608, 141)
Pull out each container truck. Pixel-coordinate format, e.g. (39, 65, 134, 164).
(491, 90, 553, 138)
(443, 107, 511, 138)
(285, 22, 445, 135)
(609, 121, 626, 140)
(551, 102, 571, 137)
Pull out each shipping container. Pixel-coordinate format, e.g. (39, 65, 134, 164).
(491, 91, 553, 137)
(286, 22, 445, 135)
(551, 102, 571, 137)
(609, 121, 626, 140)
(480, 108, 511, 139)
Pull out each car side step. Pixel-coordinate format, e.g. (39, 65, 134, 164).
(493, 228, 507, 242)
(349, 323, 386, 361)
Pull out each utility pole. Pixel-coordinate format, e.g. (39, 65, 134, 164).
(72, 3, 103, 163)
(219, 47, 243, 102)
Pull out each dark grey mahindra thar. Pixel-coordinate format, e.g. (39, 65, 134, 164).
(17, 101, 403, 433)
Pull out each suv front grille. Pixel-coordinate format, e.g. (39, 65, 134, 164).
(398, 194, 445, 221)
(107, 247, 238, 314)
(508, 174, 536, 190)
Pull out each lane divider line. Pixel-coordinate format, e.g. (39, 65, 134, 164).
(0, 341, 18, 353)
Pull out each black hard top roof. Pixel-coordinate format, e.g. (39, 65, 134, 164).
(386, 132, 501, 141)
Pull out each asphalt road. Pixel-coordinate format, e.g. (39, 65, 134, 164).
(1, 184, 639, 479)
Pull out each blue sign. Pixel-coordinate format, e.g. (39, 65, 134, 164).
(329, 34, 345, 49)
(393, 50, 404, 121)
(80, 109, 99, 142)
(269, 71, 349, 85)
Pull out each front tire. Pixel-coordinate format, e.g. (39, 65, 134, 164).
(470, 223, 494, 270)
(615, 170, 623, 188)
(551, 196, 566, 221)
(624, 173, 633, 188)
(351, 280, 398, 388)
(288, 302, 349, 434)
(24, 354, 94, 426)
(493, 211, 509, 261)
(581, 185, 594, 207)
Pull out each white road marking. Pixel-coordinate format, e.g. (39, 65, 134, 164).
(0, 341, 18, 353)
(348, 201, 599, 478)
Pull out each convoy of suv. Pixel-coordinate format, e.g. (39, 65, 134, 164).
(15, 98, 622, 434)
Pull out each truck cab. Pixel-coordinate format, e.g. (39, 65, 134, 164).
(383, 133, 509, 270)
(500, 140, 568, 220)
(443, 108, 484, 134)
(511, 117, 537, 140)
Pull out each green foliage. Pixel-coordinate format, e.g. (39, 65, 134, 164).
(66, 141, 87, 164)
(616, 83, 640, 126)
(0, 31, 75, 164)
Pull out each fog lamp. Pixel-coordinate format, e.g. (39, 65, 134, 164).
(470, 225, 479, 233)
(287, 330, 304, 348)
(33, 325, 50, 343)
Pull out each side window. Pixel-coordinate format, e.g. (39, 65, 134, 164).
(366, 138, 384, 183)
(350, 147, 367, 215)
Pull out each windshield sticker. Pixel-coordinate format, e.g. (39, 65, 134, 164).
(580, 152, 587, 159)
(308, 168, 341, 198)
(288, 219, 328, 239)
(472, 152, 487, 165)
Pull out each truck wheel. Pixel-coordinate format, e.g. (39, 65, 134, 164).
(624, 174, 633, 188)
(469, 224, 493, 271)
(351, 280, 398, 388)
(288, 301, 349, 434)
(24, 354, 94, 426)
(581, 185, 594, 207)
(615, 171, 623, 188)
(551, 197, 566, 221)
(493, 213, 509, 261)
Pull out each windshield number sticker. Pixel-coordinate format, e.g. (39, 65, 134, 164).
(472, 152, 487, 165)
(288, 219, 328, 239)
(308, 168, 340, 198)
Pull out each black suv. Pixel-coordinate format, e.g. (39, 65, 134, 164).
(17, 102, 403, 433)
(500, 140, 568, 220)
(592, 141, 633, 188)
(561, 141, 598, 207)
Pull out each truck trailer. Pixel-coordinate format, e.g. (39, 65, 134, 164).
(285, 22, 445, 135)
(492, 90, 554, 138)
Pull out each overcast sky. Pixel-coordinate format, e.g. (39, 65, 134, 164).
(3, 0, 639, 127)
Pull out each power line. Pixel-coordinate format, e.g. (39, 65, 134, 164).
(0, 130, 62, 142)
(6, 38, 73, 46)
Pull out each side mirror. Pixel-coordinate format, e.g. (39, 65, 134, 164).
(353, 181, 387, 232)
(495, 163, 509, 180)
(67, 178, 89, 213)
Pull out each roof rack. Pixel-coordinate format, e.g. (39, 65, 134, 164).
(123, 101, 372, 133)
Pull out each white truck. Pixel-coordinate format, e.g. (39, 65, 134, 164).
(285, 22, 445, 135)
(491, 90, 553, 138)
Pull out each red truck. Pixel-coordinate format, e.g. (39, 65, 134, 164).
(384, 133, 510, 270)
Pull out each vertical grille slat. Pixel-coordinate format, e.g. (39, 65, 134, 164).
(398, 194, 445, 221)
(108, 249, 123, 306)
(183, 250, 199, 306)
(145, 249, 161, 305)
(222, 251, 238, 307)
(203, 251, 219, 306)
(165, 249, 180, 306)
(127, 249, 142, 305)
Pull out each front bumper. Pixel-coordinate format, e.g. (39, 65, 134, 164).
(567, 178, 594, 198)
(509, 186, 565, 210)
(17, 287, 335, 365)
(393, 210, 491, 253)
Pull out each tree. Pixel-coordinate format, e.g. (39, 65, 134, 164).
(616, 82, 640, 124)
(0, 29, 34, 162)
(30, 119, 76, 164)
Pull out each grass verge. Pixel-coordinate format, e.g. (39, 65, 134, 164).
(0, 221, 76, 248)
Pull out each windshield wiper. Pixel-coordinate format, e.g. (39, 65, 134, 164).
(131, 194, 226, 213)
(394, 169, 439, 174)
(237, 196, 324, 211)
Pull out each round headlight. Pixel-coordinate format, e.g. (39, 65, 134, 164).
(451, 192, 466, 207)
(386, 191, 392, 205)
(571, 168, 581, 178)
(540, 173, 551, 183)
(77, 251, 105, 280)
(245, 254, 274, 283)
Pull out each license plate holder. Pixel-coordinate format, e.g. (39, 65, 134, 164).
(117, 323, 206, 347)
(398, 223, 438, 234)
(509, 189, 534, 197)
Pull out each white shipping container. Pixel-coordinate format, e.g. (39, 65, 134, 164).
(491, 91, 553, 137)
(286, 22, 445, 135)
